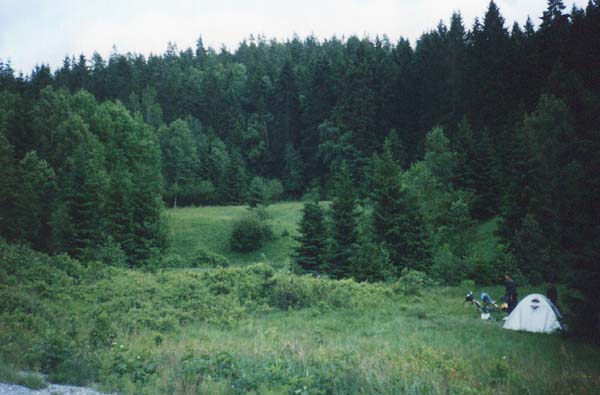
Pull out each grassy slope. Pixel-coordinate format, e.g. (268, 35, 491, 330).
(167, 202, 502, 269)
(166, 202, 304, 265)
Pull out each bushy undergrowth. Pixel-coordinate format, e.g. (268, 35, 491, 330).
(1, 240, 598, 394)
(0, 240, 390, 392)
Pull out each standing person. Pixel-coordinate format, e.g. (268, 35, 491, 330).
(546, 283, 558, 309)
(504, 274, 518, 314)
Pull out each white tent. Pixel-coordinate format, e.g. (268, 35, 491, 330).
(503, 293, 562, 333)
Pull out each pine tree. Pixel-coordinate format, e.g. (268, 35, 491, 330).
(283, 144, 304, 197)
(471, 128, 500, 218)
(0, 134, 17, 239)
(327, 162, 358, 278)
(294, 198, 326, 274)
(371, 141, 430, 272)
(247, 176, 268, 208)
(452, 117, 476, 192)
(14, 151, 55, 248)
(59, 145, 108, 257)
(386, 128, 408, 168)
(158, 119, 198, 207)
(221, 149, 247, 204)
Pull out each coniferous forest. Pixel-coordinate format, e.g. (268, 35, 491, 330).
(1, 0, 599, 346)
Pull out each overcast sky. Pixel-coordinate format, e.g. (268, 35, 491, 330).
(0, 0, 586, 74)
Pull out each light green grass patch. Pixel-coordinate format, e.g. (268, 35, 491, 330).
(167, 202, 305, 266)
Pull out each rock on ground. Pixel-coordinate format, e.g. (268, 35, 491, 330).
(0, 382, 113, 395)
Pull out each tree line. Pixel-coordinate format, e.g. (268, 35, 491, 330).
(0, 0, 599, 340)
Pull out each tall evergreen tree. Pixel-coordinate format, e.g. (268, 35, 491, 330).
(221, 149, 247, 204)
(370, 141, 430, 271)
(0, 134, 17, 239)
(327, 162, 358, 278)
(294, 197, 326, 273)
(14, 151, 55, 249)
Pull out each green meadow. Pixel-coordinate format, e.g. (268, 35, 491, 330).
(166, 202, 305, 266)
(1, 203, 599, 394)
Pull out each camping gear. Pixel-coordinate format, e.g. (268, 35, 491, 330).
(503, 294, 562, 333)
(480, 292, 493, 304)
(464, 291, 500, 320)
(464, 291, 475, 304)
(480, 292, 500, 309)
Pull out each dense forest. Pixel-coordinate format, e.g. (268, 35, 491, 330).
(1, 0, 599, 340)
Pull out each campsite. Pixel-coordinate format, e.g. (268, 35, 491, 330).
(2, 0, 600, 394)
(2, 204, 599, 394)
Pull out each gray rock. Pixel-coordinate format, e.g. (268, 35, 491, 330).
(0, 382, 114, 395)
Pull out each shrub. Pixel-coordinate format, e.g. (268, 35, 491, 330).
(467, 244, 521, 285)
(460, 279, 476, 290)
(265, 179, 284, 202)
(431, 243, 465, 285)
(393, 269, 435, 296)
(159, 253, 186, 268)
(192, 247, 229, 267)
(80, 237, 127, 266)
(230, 211, 273, 252)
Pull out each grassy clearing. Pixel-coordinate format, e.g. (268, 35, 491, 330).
(166, 202, 304, 266)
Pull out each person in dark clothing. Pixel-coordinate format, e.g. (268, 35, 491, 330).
(546, 283, 558, 309)
(504, 274, 518, 313)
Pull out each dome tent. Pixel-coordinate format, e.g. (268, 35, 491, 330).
(503, 294, 562, 333)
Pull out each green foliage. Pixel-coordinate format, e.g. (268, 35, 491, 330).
(294, 199, 326, 274)
(431, 243, 465, 285)
(0, 134, 17, 240)
(80, 237, 127, 266)
(247, 176, 282, 208)
(370, 141, 430, 272)
(0, 88, 167, 264)
(230, 210, 274, 252)
(1, 240, 600, 394)
(192, 247, 230, 268)
(167, 203, 302, 266)
(221, 150, 247, 205)
(326, 162, 358, 278)
(0, 359, 47, 389)
(0, 0, 599, 343)
(348, 210, 396, 282)
(283, 144, 304, 197)
(392, 269, 435, 296)
(13, 151, 55, 247)
(158, 119, 198, 208)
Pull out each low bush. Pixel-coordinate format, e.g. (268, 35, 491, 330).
(392, 269, 435, 296)
(230, 211, 274, 252)
(191, 247, 229, 267)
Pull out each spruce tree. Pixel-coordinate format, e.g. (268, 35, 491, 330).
(283, 144, 304, 197)
(371, 141, 430, 272)
(327, 162, 358, 278)
(0, 134, 16, 239)
(294, 197, 326, 274)
(14, 151, 55, 248)
(221, 149, 247, 204)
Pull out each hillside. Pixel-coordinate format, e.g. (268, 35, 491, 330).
(167, 202, 304, 266)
